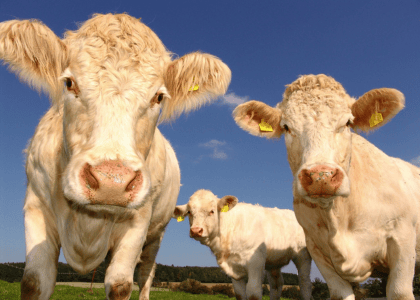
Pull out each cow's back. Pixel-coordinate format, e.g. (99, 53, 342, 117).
(219, 204, 306, 268)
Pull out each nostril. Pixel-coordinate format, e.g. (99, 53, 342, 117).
(125, 171, 143, 192)
(299, 169, 314, 188)
(81, 163, 99, 190)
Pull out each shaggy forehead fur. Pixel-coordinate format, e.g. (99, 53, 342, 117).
(189, 189, 217, 208)
(278, 74, 355, 126)
(63, 14, 170, 101)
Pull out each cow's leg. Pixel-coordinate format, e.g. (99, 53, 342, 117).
(306, 238, 354, 300)
(21, 194, 60, 300)
(386, 229, 416, 300)
(266, 268, 283, 300)
(137, 235, 164, 300)
(245, 253, 265, 300)
(105, 209, 152, 300)
(293, 248, 313, 300)
(231, 278, 247, 300)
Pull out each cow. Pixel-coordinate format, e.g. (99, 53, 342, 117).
(233, 74, 420, 300)
(173, 189, 313, 300)
(0, 13, 231, 300)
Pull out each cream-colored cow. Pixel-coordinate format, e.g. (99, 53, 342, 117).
(0, 14, 230, 300)
(174, 189, 313, 300)
(233, 74, 420, 300)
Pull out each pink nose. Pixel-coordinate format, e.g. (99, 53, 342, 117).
(298, 165, 344, 198)
(79, 160, 142, 206)
(190, 227, 203, 237)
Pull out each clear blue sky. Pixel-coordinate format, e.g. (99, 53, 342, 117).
(1, 0, 419, 282)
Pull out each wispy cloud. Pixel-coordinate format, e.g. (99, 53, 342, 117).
(411, 156, 420, 167)
(221, 92, 247, 106)
(195, 139, 228, 162)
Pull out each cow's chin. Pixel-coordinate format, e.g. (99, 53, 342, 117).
(66, 198, 140, 219)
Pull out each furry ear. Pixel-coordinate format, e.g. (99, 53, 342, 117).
(217, 195, 238, 212)
(0, 19, 68, 103)
(173, 204, 189, 218)
(161, 52, 231, 121)
(351, 88, 405, 132)
(233, 100, 283, 139)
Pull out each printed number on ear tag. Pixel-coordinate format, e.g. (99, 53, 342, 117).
(221, 204, 229, 213)
(189, 84, 199, 91)
(259, 119, 273, 132)
(177, 216, 185, 222)
(369, 112, 383, 127)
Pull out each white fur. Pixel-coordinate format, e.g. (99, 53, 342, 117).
(175, 190, 313, 300)
(233, 74, 420, 300)
(0, 13, 230, 300)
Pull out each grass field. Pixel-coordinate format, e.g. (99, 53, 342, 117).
(0, 280, 288, 299)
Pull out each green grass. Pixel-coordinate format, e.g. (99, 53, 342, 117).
(0, 280, 289, 299)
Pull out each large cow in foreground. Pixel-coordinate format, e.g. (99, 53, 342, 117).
(0, 14, 230, 300)
(233, 74, 420, 300)
(173, 189, 313, 300)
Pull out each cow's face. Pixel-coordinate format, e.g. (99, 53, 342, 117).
(234, 75, 404, 207)
(173, 190, 238, 243)
(0, 14, 230, 213)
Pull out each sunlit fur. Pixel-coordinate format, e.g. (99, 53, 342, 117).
(173, 190, 313, 300)
(0, 13, 230, 300)
(233, 74, 420, 300)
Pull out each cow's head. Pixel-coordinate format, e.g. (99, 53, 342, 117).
(233, 74, 404, 208)
(173, 190, 238, 242)
(0, 14, 230, 212)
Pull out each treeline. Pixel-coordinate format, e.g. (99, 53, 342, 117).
(0, 262, 298, 285)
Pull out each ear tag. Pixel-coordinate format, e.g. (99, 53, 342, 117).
(177, 216, 185, 222)
(189, 77, 199, 91)
(259, 119, 273, 132)
(189, 84, 199, 91)
(369, 112, 383, 127)
(221, 204, 229, 213)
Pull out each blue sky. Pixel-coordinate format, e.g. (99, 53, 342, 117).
(1, 0, 419, 282)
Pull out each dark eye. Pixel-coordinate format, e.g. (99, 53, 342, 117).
(283, 124, 289, 132)
(65, 78, 73, 89)
(346, 120, 351, 127)
(157, 93, 164, 103)
(187, 211, 190, 215)
(209, 210, 214, 216)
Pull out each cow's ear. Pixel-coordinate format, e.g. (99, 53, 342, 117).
(173, 204, 189, 218)
(0, 19, 68, 103)
(161, 52, 231, 121)
(217, 195, 238, 212)
(233, 100, 283, 139)
(351, 88, 405, 132)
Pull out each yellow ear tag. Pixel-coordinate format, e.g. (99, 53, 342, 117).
(189, 84, 199, 91)
(177, 216, 185, 222)
(221, 204, 229, 213)
(369, 112, 383, 127)
(259, 119, 273, 132)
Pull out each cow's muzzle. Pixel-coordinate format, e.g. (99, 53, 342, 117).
(298, 165, 345, 199)
(190, 227, 204, 238)
(79, 160, 143, 207)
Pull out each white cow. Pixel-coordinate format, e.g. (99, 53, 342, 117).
(233, 74, 420, 300)
(0, 14, 231, 300)
(173, 189, 313, 300)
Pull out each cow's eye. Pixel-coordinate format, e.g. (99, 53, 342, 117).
(157, 93, 164, 103)
(65, 78, 73, 89)
(209, 210, 214, 216)
(283, 124, 289, 132)
(346, 120, 351, 127)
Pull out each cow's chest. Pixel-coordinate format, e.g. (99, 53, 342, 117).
(58, 211, 117, 274)
(294, 199, 389, 282)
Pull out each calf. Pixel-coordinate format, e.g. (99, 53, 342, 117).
(174, 189, 313, 300)
(233, 74, 420, 300)
(0, 13, 230, 300)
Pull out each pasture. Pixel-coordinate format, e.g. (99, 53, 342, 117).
(0, 280, 285, 300)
